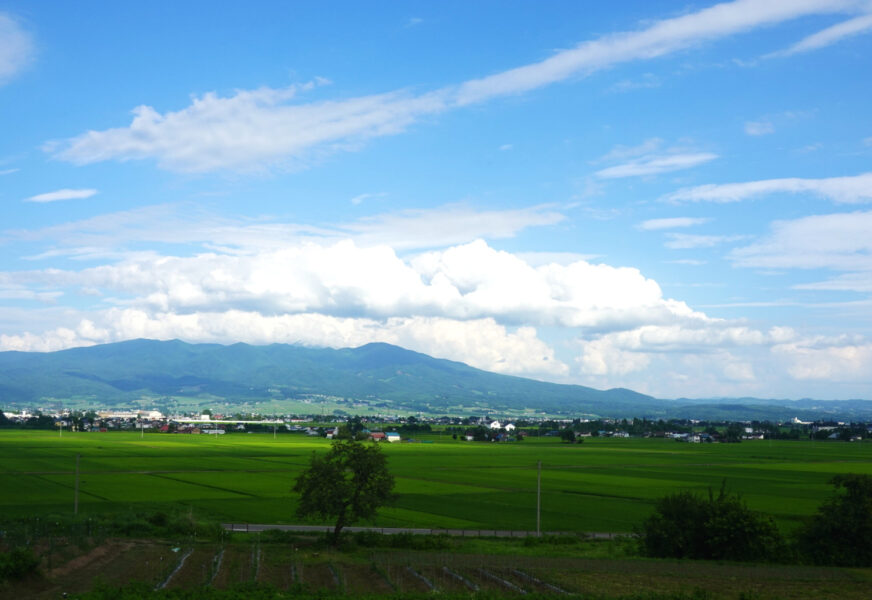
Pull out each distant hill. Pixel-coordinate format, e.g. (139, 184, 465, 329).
(0, 339, 659, 417)
(1, 339, 870, 420)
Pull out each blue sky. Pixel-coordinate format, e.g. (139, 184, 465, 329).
(1, 0, 871, 399)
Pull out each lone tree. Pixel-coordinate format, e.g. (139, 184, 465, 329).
(794, 474, 872, 566)
(293, 439, 395, 545)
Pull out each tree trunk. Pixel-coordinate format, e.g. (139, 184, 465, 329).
(331, 509, 347, 547)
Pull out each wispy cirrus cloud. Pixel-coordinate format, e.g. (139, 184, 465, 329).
(768, 12, 872, 57)
(0, 13, 33, 84)
(595, 152, 718, 179)
(730, 210, 872, 276)
(454, 0, 865, 105)
(48, 83, 450, 173)
(666, 172, 872, 204)
(25, 188, 98, 203)
(637, 217, 711, 231)
(744, 120, 775, 136)
(665, 232, 746, 249)
(4, 202, 566, 258)
(46, 0, 863, 173)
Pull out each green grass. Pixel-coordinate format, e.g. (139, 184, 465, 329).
(1, 430, 871, 532)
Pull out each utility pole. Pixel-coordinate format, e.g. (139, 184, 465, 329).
(74, 453, 80, 516)
(536, 460, 542, 537)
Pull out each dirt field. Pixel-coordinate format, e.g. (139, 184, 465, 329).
(4, 538, 872, 599)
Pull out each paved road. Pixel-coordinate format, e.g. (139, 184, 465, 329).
(222, 523, 624, 539)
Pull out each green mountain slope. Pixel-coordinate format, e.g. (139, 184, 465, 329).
(0, 339, 658, 416)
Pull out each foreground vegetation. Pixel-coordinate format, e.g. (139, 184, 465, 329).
(3, 524, 872, 599)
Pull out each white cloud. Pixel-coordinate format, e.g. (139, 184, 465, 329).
(5, 202, 564, 256)
(744, 120, 775, 136)
(730, 210, 872, 273)
(516, 251, 601, 266)
(576, 323, 795, 377)
(0, 13, 33, 84)
(667, 259, 707, 266)
(5, 238, 708, 339)
(455, 0, 862, 105)
(637, 217, 711, 230)
(599, 138, 663, 162)
(595, 152, 717, 179)
(350, 192, 384, 205)
(344, 204, 565, 250)
(794, 273, 872, 292)
(665, 233, 745, 249)
(47, 1, 861, 172)
(49, 83, 451, 172)
(666, 172, 872, 204)
(773, 337, 872, 381)
(771, 12, 872, 56)
(0, 168, 19, 176)
(607, 73, 660, 93)
(24, 188, 98, 203)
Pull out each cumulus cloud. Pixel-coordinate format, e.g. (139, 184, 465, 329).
(0, 13, 33, 84)
(47, 1, 861, 172)
(25, 188, 98, 203)
(666, 172, 872, 204)
(773, 336, 872, 381)
(576, 323, 796, 378)
(637, 217, 711, 230)
(8, 239, 704, 332)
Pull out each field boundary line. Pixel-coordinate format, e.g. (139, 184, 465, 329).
(221, 523, 626, 538)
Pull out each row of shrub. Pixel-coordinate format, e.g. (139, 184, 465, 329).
(638, 474, 872, 566)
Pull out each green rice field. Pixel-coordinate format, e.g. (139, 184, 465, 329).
(1, 430, 870, 533)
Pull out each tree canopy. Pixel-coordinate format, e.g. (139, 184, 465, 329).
(293, 440, 395, 544)
(794, 474, 872, 566)
(639, 482, 783, 562)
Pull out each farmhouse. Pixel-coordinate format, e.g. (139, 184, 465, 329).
(386, 432, 401, 443)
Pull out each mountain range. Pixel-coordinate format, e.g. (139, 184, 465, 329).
(1, 339, 870, 421)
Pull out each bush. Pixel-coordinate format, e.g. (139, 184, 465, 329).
(639, 483, 784, 562)
(794, 474, 872, 566)
(0, 547, 40, 582)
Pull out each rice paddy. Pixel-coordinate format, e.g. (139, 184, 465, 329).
(2, 430, 870, 533)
